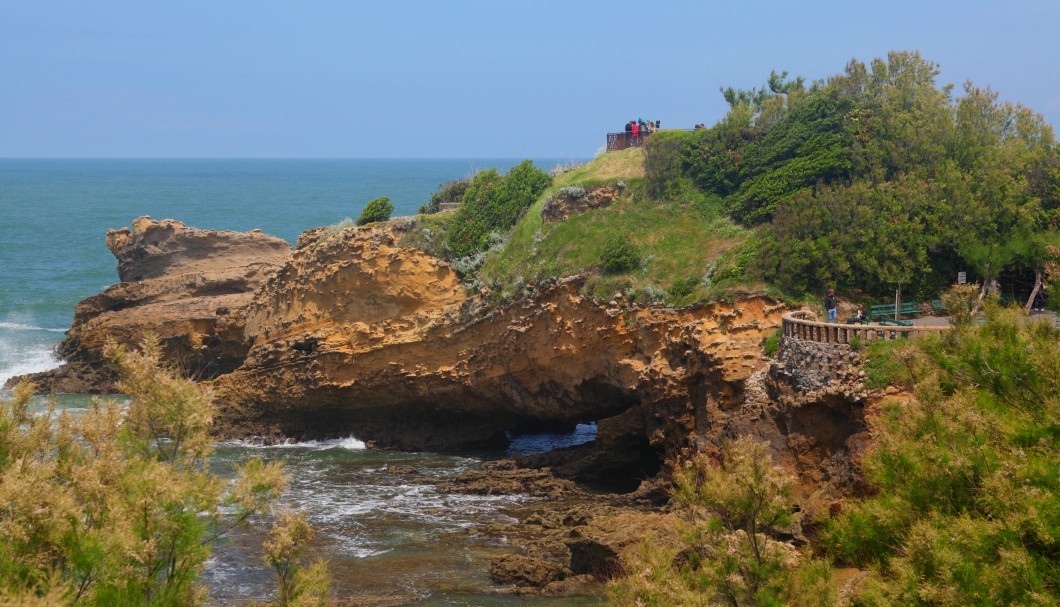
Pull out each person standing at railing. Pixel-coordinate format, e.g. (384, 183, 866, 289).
(631, 120, 639, 140)
(825, 288, 837, 323)
(624, 120, 633, 145)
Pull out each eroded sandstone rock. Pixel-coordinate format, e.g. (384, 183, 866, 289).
(9, 217, 291, 392)
(211, 221, 786, 466)
(541, 184, 624, 224)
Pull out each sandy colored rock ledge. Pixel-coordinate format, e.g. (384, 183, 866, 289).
(8, 217, 291, 392)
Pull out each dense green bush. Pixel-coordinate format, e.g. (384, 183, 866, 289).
(667, 276, 699, 298)
(643, 130, 700, 200)
(664, 51, 1059, 297)
(445, 160, 551, 258)
(762, 328, 782, 358)
(356, 196, 394, 225)
(418, 179, 469, 215)
(825, 308, 1059, 605)
(600, 234, 641, 273)
(724, 90, 854, 225)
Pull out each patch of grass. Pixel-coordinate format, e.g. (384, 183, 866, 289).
(763, 328, 782, 357)
(553, 147, 646, 188)
(861, 339, 911, 389)
(397, 212, 456, 258)
(480, 179, 753, 304)
(308, 217, 355, 247)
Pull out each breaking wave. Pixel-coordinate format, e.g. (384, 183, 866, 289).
(218, 436, 368, 451)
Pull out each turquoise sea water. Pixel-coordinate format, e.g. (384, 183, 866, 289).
(0, 158, 576, 383)
(0, 158, 599, 606)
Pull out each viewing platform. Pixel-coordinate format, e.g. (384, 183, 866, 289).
(781, 310, 951, 344)
(606, 128, 699, 152)
(607, 131, 651, 151)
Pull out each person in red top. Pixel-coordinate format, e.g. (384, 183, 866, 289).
(631, 120, 639, 139)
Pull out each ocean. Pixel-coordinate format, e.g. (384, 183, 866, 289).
(0, 158, 599, 606)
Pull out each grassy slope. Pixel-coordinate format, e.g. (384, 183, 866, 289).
(478, 148, 760, 305)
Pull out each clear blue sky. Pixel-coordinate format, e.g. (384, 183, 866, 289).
(2, 0, 1058, 158)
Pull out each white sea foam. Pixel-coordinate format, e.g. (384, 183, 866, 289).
(0, 343, 61, 389)
(219, 436, 367, 451)
(0, 321, 66, 333)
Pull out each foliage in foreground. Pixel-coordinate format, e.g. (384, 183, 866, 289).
(608, 436, 834, 607)
(826, 307, 1059, 606)
(0, 338, 330, 606)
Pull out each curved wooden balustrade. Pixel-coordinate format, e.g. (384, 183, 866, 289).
(782, 310, 951, 344)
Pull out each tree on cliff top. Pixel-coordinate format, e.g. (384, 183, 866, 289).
(656, 50, 1059, 298)
(356, 196, 394, 226)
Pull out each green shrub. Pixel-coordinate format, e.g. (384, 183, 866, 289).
(860, 339, 909, 389)
(357, 196, 394, 225)
(668, 276, 699, 299)
(0, 338, 306, 605)
(643, 130, 700, 200)
(445, 161, 551, 258)
(609, 436, 835, 607)
(763, 328, 782, 357)
(419, 179, 469, 215)
(824, 308, 1060, 605)
(601, 234, 642, 274)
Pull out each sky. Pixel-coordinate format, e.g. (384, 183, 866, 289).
(2, 0, 1058, 159)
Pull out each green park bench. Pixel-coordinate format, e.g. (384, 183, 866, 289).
(928, 299, 947, 314)
(869, 302, 921, 321)
(876, 317, 914, 327)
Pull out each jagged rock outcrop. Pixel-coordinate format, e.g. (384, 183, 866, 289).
(212, 221, 786, 474)
(10, 217, 291, 392)
(541, 184, 623, 224)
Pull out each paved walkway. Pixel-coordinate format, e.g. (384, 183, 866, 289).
(907, 310, 1057, 327)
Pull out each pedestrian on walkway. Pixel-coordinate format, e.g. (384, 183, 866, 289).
(825, 289, 837, 323)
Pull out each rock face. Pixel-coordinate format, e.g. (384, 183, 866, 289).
(212, 221, 786, 476)
(541, 184, 623, 224)
(11, 217, 291, 392)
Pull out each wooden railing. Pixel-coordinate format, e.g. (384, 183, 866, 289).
(782, 310, 951, 344)
(607, 131, 650, 151)
(606, 128, 701, 151)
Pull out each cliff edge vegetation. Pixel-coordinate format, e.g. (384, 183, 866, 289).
(402, 50, 1059, 314)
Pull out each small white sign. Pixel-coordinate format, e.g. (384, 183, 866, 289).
(958, 271, 967, 284)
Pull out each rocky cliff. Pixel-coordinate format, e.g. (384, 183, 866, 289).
(11, 217, 291, 392)
(210, 221, 787, 483)
(15, 216, 873, 501)
(9, 215, 881, 595)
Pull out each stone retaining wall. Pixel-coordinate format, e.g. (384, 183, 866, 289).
(771, 337, 865, 393)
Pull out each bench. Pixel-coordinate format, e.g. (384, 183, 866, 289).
(928, 299, 947, 314)
(876, 317, 913, 327)
(869, 302, 921, 321)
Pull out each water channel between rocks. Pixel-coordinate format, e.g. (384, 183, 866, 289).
(40, 395, 602, 606)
